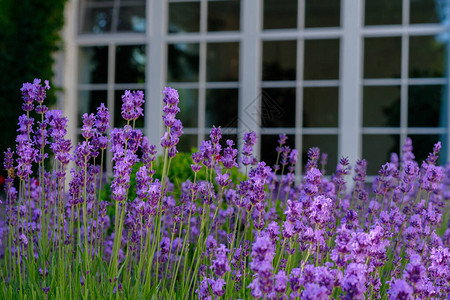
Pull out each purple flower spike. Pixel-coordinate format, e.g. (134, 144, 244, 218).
(121, 90, 145, 121)
(387, 279, 413, 300)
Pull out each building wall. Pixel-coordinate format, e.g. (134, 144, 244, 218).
(61, 0, 450, 176)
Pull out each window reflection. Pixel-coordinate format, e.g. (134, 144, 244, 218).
(208, 0, 240, 31)
(206, 43, 239, 82)
(408, 85, 446, 127)
(304, 39, 340, 80)
(261, 88, 295, 128)
(167, 43, 200, 82)
(178, 134, 198, 153)
(117, 5, 146, 32)
(79, 46, 108, 84)
(302, 135, 337, 175)
(263, 0, 297, 29)
(177, 89, 199, 128)
(168, 2, 200, 33)
(78, 90, 108, 122)
(362, 134, 399, 175)
(303, 87, 339, 128)
(364, 0, 402, 25)
(410, 0, 448, 24)
(363, 86, 400, 127)
(305, 0, 341, 28)
(82, 7, 113, 33)
(205, 89, 238, 127)
(409, 35, 446, 78)
(115, 45, 146, 83)
(364, 37, 401, 78)
(262, 40, 296, 81)
(260, 134, 295, 169)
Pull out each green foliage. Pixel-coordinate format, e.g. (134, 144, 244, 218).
(0, 0, 67, 158)
(102, 151, 246, 201)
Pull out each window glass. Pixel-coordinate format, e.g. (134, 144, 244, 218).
(260, 134, 296, 169)
(364, 0, 402, 25)
(208, 0, 240, 31)
(363, 86, 400, 127)
(302, 135, 338, 175)
(409, 35, 446, 78)
(362, 134, 399, 175)
(263, 0, 297, 29)
(305, 0, 341, 28)
(115, 45, 146, 83)
(410, 0, 446, 24)
(261, 88, 296, 128)
(117, 5, 146, 32)
(178, 134, 198, 153)
(206, 43, 239, 81)
(408, 85, 446, 127)
(79, 46, 108, 84)
(304, 39, 340, 80)
(167, 43, 200, 82)
(205, 89, 238, 127)
(178, 89, 199, 128)
(168, 2, 200, 33)
(303, 87, 339, 128)
(364, 37, 401, 78)
(81, 6, 113, 33)
(262, 40, 297, 81)
(78, 90, 108, 121)
(409, 135, 443, 164)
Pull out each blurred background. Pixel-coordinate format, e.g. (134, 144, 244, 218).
(1, 0, 450, 178)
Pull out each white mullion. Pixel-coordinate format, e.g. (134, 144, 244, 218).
(111, 0, 121, 32)
(339, 0, 362, 168)
(239, 0, 260, 158)
(197, 0, 207, 145)
(296, 36, 304, 176)
(400, 0, 409, 152)
(106, 43, 116, 175)
(147, 0, 166, 150)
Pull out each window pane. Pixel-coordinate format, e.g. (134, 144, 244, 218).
(208, 0, 240, 31)
(178, 89, 198, 127)
(305, 0, 341, 28)
(364, 0, 402, 25)
(263, 0, 297, 29)
(304, 39, 340, 80)
(302, 135, 338, 175)
(79, 46, 108, 84)
(262, 40, 296, 81)
(409, 135, 443, 165)
(206, 43, 239, 81)
(261, 88, 295, 128)
(115, 45, 146, 83)
(167, 43, 200, 82)
(410, 0, 445, 24)
(114, 90, 145, 128)
(117, 5, 146, 32)
(362, 135, 399, 175)
(178, 134, 198, 153)
(81, 6, 113, 33)
(78, 90, 108, 121)
(205, 89, 238, 127)
(168, 2, 200, 33)
(363, 86, 400, 127)
(409, 35, 446, 78)
(364, 37, 401, 78)
(260, 134, 295, 169)
(303, 87, 339, 127)
(408, 85, 446, 127)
